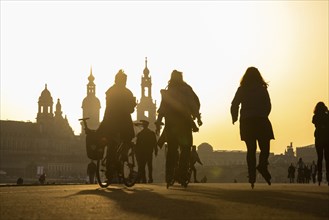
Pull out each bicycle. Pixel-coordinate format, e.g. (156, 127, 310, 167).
(79, 118, 138, 188)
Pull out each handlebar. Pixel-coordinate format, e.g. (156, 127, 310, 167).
(79, 117, 90, 134)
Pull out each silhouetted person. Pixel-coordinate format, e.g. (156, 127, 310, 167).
(16, 177, 23, 185)
(190, 145, 203, 183)
(200, 175, 207, 183)
(304, 165, 311, 183)
(87, 160, 97, 184)
(135, 120, 158, 183)
(297, 158, 305, 183)
(97, 70, 136, 181)
(312, 101, 329, 186)
(310, 160, 317, 184)
(288, 163, 296, 183)
(155, 70, 202, 188)
(39, 173, 46, 184)
(231, 67, 274, 188)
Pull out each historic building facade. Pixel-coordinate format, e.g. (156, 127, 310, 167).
(0, 85, 88, 183)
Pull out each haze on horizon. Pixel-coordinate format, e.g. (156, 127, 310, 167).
(1, 1, 328, 154)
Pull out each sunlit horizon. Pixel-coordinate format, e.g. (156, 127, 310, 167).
(1, 1, 328, 154)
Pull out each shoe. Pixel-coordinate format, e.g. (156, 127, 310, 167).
(248, 175, 255, 189)
(257, 166, 271, 185)
(181, 179, 189, 188)
(166, 178, 175, 189)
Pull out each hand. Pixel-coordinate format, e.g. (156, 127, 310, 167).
(197, 114, 203, 126)
(197, 118, 203, 126)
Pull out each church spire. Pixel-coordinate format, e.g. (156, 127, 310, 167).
(87, 66, 95, 96)
(55, 98, 62, 117)
(143, 57, 150, 77)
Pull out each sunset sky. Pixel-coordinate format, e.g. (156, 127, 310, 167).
(1, 1, 328, 154)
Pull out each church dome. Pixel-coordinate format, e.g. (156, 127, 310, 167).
(39, 84, 53, 103)
(82, 95, 101, 109)
(198, 142, 214, 153)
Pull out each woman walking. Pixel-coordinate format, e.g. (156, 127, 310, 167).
(312, 102, 329, 186)
(231, 67, 274, 188)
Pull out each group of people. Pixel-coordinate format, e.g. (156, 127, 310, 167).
(89, 66, 328, 188)
(89, 69, 203, 187)
(288, 159, 318, 184)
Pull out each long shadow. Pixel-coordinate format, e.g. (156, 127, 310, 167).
(188, 185, 329, 219)
(66, 185, 217, 219)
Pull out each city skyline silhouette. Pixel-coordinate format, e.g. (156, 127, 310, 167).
(1, 1, 328, 154)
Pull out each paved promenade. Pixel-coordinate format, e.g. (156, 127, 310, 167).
(0, 183, 328, 220)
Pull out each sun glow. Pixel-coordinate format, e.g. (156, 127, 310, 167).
(1, 1, 328, 154)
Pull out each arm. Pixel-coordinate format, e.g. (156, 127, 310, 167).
(231, 87, 241, 124)
(264, 88, 272, 116)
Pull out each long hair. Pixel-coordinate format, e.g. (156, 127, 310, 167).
(240, 67, 268, 88)
(313, 102, 328, 115)
(168, 69, 184, 88)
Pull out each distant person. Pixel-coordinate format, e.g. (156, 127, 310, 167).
(16, 177, 23, 185)
(190, 145, 203, 183)
(200, 175, 207, 183)
(97, 70, 136, 181)
(304, 165, 311, 183)
(288, 163, 296, 183)
(297, 158, 305, 183)
(231, 67, 274, 188)
(310, 160, 317, 184)
(135, 120, 158, 183)
(39, 173, 46, 184)
(312, 101, 329, 186)
(155, 70, 202, 188)
(87, 160, 97, 184)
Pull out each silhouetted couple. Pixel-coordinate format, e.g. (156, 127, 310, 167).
(156, 70, 202, 188)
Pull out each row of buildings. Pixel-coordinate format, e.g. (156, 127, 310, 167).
(0, 58, 317, 183)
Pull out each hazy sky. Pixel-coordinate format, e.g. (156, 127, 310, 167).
(1, 1, 328, 154)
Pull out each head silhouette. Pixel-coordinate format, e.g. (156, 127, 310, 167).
(169, 70, 183, 84)
(314, 101, 328, 115)
(240, 67, 268, 88)
(115, 69, 127, 87)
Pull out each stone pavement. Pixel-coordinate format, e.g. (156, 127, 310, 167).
(0, 183, 328, 220)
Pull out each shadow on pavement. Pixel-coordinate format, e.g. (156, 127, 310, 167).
(68, 185, 217, 219)
(189, 185, 329, 219)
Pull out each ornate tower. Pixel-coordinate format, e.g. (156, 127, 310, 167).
(54, 98, 63, 118)
(81, 67, 101, 132)
(137, 57, 157, 130)
(37, 84, 54, 123)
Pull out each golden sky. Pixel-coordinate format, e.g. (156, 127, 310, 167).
(1, 1, 328, 154)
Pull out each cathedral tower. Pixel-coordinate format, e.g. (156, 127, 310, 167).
(136, 57, 157, 130)
(81, 67, 101, 132)
(37, 84, 54, 123)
